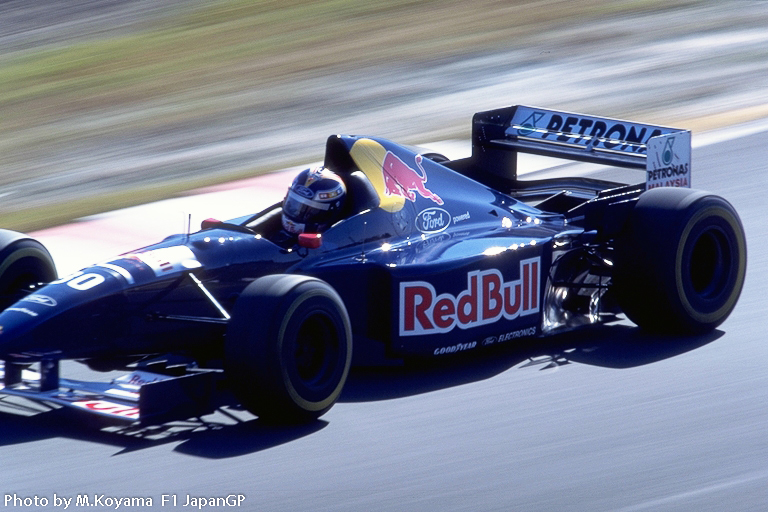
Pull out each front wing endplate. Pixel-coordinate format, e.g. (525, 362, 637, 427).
(0, 362, 218, 425)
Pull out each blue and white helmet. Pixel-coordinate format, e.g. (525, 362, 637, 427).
(282, 166, 347, 234)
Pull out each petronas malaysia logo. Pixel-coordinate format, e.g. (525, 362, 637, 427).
(662, 137, 675, 165)
(516, 111, 545, 136)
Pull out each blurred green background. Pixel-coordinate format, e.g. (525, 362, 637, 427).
(1, 0, 765, 231)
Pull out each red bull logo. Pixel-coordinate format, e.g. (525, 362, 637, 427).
(349, 138, 443, 213)
(399, 257, 540, 336)
(382, 152, 443, 205)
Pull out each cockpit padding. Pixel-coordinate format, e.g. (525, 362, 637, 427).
(325, 135, 380, 216)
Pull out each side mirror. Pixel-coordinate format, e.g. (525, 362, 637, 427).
(298, 233, 322, 249)
(201, 218, 222, 229)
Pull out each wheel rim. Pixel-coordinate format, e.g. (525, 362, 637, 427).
(294, 312, 340, 390)
(688, 226, 730, 299)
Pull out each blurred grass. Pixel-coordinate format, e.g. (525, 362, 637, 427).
(1, 0, 689, 117)
(0, 0, 698, 231)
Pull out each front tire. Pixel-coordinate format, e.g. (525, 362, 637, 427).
(225, 274, 352, 424)
(613, 187, 746, 334)
(0, 230, 57, 310)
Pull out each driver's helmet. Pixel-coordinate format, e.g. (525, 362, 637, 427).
(282, 166, 347, 234)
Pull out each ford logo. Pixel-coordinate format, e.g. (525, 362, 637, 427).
(294, 185, 314, 199)
(416, 207, 451, 234)
(21, 295, 57, 307)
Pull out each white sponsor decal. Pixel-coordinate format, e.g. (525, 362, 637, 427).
(416, 207, 451, 234)
(20, 295, 57, 307)
(126, 245, 201, 276)
(51, 271, 106, 291)
(399, 257, 540, 336)
(434, 341, 477, 356)
(646, 131, 691, 189)
(508, 106, 671, 153)
(96, 262, 135, 284)
(482, 326, 538, 346)
(6, 307, 38, 317)
(452, 211, 471, 224)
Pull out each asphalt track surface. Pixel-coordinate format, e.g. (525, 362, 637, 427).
(0, 122, 764, 511)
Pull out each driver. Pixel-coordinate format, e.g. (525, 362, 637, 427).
(281, 166, 347, 235)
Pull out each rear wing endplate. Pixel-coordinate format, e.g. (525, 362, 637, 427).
(471, 105, 691, 189)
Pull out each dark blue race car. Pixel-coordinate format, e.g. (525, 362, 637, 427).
(0, 105, 747, 424)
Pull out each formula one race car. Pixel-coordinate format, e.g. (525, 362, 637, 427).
(0, 105, 747, 425)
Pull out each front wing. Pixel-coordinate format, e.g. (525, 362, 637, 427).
(0, 361, 218, 425)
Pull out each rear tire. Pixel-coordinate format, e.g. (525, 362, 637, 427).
(225, 274, 352, 424)
(613, 187, 746, 334)
(0, 230, 57, 310)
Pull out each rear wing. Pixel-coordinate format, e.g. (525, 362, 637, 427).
(468, 105, 691, 190)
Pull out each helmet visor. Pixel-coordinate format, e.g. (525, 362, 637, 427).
(283, 190, 331, 224)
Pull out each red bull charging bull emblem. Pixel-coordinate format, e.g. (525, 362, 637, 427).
(382, 152, 443, 205)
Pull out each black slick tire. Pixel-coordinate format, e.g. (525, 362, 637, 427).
(613, 187, 746, 334)
(0, 230, 57, 310)
(224, 274, 352, 424)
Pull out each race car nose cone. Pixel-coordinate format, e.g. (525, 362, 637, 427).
(0, 265, 129, 360)
(0, 310, 42, 358)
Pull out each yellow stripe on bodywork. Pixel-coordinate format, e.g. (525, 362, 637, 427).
(349, 138, 405, 213)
